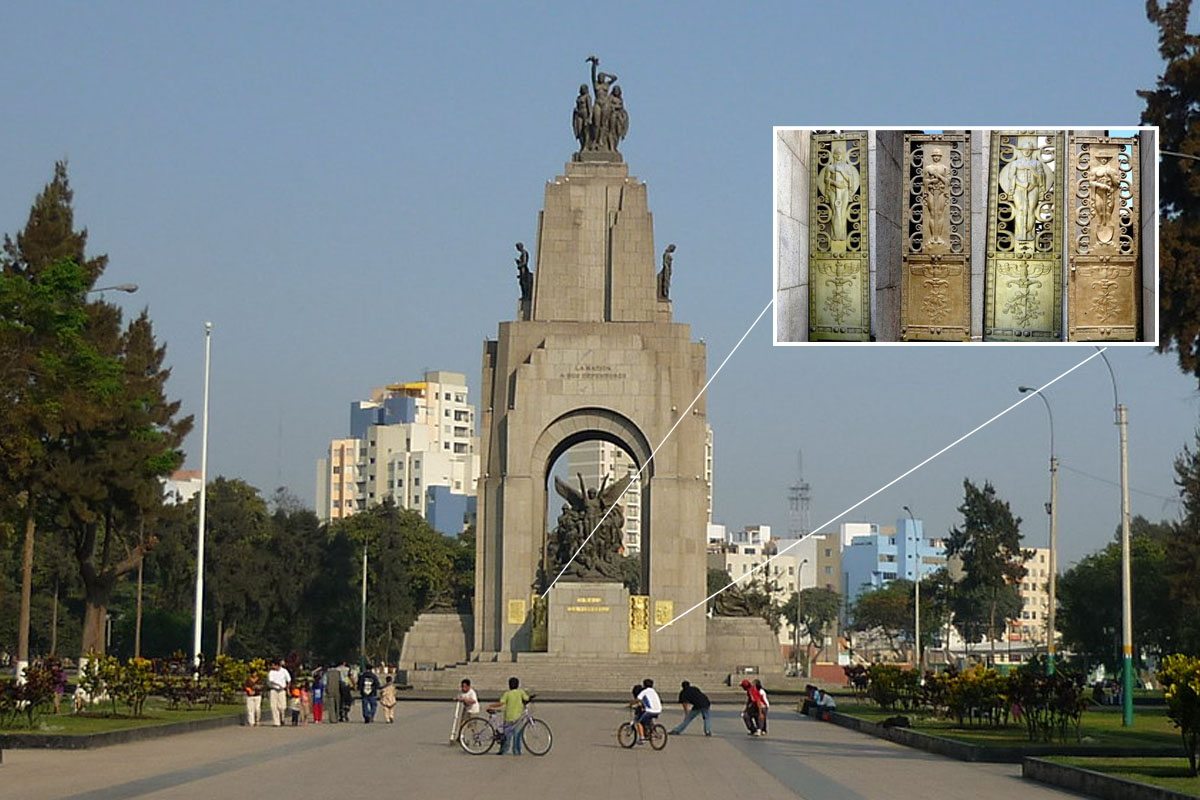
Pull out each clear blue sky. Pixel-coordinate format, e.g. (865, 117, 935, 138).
(2, 1, 1193, 569)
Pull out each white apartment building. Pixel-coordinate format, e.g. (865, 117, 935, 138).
(316, 370, 480, 530)
(1004, 546, 1052, 654)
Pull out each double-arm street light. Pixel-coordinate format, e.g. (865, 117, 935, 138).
(1019, 385, 1058, 675)
(1095, 348, 1134, 727)
(87, 283, 139, 295)
(902, 505, 921, 673)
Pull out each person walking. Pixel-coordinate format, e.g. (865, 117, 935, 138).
(243, 670, 263, 727)
(380, 675, 397, 724)
(338, 667, 353, 722)
(311, 669, 324, 723)
(267, 661, 292, 727)
(322, 665, 341, 724)
(669, 680, 712, 736)
(358, 663, 380, 723)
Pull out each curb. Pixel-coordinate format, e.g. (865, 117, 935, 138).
(825, 710, 1186, 764)
(0, 713, 241, 752)
(1023, 757, 1199, 800)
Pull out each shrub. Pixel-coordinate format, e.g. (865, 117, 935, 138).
(1159, 653, 1200, 777)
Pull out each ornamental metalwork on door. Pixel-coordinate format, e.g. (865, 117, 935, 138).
(984, 131, 1063, 341)
(902, 133, 971, 341)
(1068, 135, 1139, 341)
(809, 132, 870, 341)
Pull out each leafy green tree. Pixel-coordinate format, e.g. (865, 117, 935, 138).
(1140, 2, 1200, 380)
(1057, 522, 1175, 670)
(1, 163, 122, 671)
(851, 580, 913, 653)
(783, 587, 841, 672)
(1168, 435, 1200, 653)
(945, 479, 1031, 660)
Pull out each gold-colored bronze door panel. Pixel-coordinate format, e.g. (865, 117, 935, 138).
(810, 132, 870, 341)
(1068, 136, 1139, 341)
(902, 133, 970, 341)
(985, 131, 1063, 341)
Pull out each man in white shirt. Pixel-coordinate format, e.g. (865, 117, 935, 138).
(634, 678, 663, 743)
(267, 661, 292, 727)
(450, 679, 481, 743)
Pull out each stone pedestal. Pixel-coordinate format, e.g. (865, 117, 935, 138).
(548, 582, 629, 658)
(398, 613, 472, 670)
(706, 617, 784, 674)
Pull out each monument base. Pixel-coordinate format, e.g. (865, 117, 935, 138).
(398, 613, 472, 670)
(548, 582, 630, 658)
(705, 617, 784, 675)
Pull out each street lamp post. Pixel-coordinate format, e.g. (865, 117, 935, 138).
(1019, 385, 1058, 675)
(795, 558, 809, 676)
(903, 505, 921, 673)
(1096, 348, 1134, 727)
(360, 544, 369, 670)
(192, 322, 212, 670)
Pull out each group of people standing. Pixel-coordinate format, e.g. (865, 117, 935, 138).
(244, 661, 397, 727)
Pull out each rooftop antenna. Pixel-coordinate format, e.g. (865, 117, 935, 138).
(787, 449, 812, 539)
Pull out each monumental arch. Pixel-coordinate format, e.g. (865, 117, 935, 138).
(475, 60, 710, 662)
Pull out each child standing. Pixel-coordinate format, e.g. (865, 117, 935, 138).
(288, 684, 302, 726)
(300, 682, 312, 725)
(312, 673, 324, 723)
(244, 671, 263, 727)
(380, 675, 397, 723)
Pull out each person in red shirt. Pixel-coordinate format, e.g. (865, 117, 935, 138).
(739, 679, 767, 736)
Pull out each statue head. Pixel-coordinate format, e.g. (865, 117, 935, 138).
(612, 85, 622, 98)
(1015, 135, 1038, 157)
(578, 84, 588, 96)
(515, 241, 525, 252)
(665, 243, 676, 253)
(929, 146, 943, 163)
(587, 488, 597, 499)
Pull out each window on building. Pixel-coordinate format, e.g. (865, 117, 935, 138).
(368, 492, 375, 499)
(444, 392, 451, 400)
(787, 582, 794, 591)
(788, 566, 794, 576)
(742, 564, 748, 573)
(414, 460, 420, 468)
(333, 467, 341, 474)
(369, 457, 375, 464)
(454, 481, 461, 490)
(824, 566, 832, 575)
(455, 393, 465, 403)
(444, 442, 450, 450)
(727, 565, 733, 574)
(397, 479, 403, 487)
(414, 478, 420, 487)
(824, 548, 832, 557)
(414, 495, 420, 504)
(444, 409, 450, 417)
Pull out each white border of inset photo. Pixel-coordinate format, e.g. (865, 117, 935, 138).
(773, 126, 1159, 346)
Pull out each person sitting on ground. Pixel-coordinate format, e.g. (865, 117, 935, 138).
(486, 677, 531, 756)
(800, 684, 819, 716)
(816, 687, 837, 718)
(669, 680, 712, 736)
(634, 678, 663, 744)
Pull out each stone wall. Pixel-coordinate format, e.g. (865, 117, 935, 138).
(706, 617, 784, 675)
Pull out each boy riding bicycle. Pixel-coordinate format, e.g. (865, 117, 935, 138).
(632, 679, 662, 744)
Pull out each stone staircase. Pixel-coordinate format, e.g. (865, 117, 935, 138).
(403, 652, 749, 694)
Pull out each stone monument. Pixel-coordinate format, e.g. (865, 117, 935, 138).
(474, 57, 710, 663)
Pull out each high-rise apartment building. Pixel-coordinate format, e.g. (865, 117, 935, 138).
(842, 518, 947, 606)
(316, 370, 479, 534)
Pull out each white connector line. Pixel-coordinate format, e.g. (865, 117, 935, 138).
(542, 297, 775, 598)
(656, 346, 1108, 632)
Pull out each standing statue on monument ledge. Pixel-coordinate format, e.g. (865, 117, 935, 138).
(515, 242, 533, 302)
(572, 84, 592, 153)
(657, 243, 676, 300)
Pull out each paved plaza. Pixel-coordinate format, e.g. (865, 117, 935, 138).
(7, 702, 1087, 800)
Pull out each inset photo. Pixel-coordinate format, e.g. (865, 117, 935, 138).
(773, 127, 1158, 344)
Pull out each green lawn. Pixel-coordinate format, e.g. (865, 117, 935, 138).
(1, 700, 241, 736)
(1047, 756, 1199, 797)
(833, 701, 1182, 750)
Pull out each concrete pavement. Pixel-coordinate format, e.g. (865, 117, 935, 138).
(5, 702, 1088, 799)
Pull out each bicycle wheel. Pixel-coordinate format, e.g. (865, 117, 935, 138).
(649, 723, 668, 751)
(521, 718, 553, 756)
(616, 721, 637, 748)
(458, 717, 495, 755)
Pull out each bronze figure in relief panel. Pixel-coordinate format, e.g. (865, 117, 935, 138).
(902, 133, 970, 341)
(809, 132, 870, 341)
(1068, 135, 1139, 341)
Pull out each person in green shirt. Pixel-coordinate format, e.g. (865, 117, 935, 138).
(487, 676, 531, 755)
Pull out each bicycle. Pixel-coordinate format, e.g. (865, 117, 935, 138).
(458, 696, 552, 756)
(617, 707, 668, 750)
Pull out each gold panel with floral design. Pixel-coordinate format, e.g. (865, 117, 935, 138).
(628, 595, 650, 654)
(1068, 136, 1139, 341)
(809, 132, 870, 341)
(902, 133, 971, 341)
(984, 131, 1063, 341)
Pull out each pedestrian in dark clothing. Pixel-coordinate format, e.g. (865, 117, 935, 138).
(669, 680, 712, 736)
(339, 675, 353, 722)
(358, 664, 380, 723)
